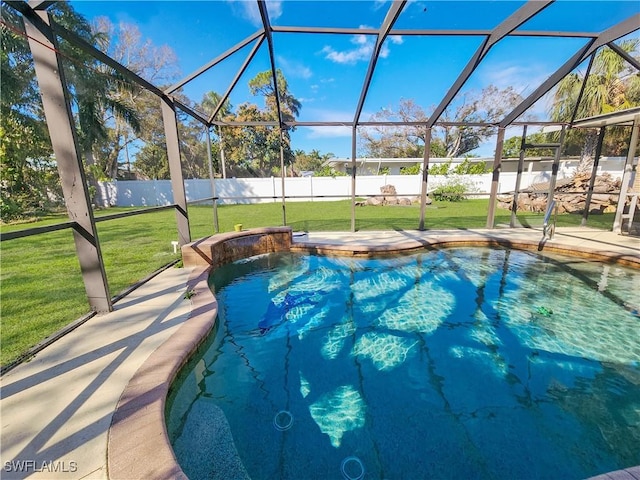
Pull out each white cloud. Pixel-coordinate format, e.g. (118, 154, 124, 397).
(277, 55, 312, 79)
(306, 125, 353, 139)
(321, 26, 404, 65)
(227, 0, 282, 27)
(322, 44, 374, 64)
(374, 0, 389, 10)
(266, 0, 283, 19)
(353, 33, 369, 46)
(481, 63, 548, 98)
(303, 108, 355, 138)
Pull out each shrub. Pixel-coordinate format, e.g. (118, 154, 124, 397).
(431, 175, 479, 202)
(400, 163, 421, 175)
(429, 161, 451, 175)
(432, 182, 466, 202)
(452, 158, 488, 174)
(315, 166, 347, 177)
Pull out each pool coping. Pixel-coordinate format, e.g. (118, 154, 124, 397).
(107, 227, 640, 480)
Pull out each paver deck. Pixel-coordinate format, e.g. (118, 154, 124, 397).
(1, 227, 638, 479)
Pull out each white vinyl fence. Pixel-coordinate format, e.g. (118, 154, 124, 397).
(98, 162, 625, 208)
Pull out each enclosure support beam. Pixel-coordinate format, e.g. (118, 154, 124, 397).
(510, 125, 528, 228)
(607, 41, 640, 71)
(613, 114, 640, 234)
(257, 1, 286, 134)
(351, 127, 357, 233)
(24, 10, 112, 312)
(582, 127, 606, 226)
(205, 127, 219, 233)
(486, 127, 506, 229)
(353, 0, 406, 125)
(216, 128, 228, 179)
(419, 127, 432, 231)
(545, 126, 567, 216)
(208, 36, 265, 124)
(161, 97, 191, 245)
(279, 128, 287, 226)
(166, 30, 264, 95)
(570, 54, 596, 125)
(428, 0, 552, 127)
(501, 14, 640, 128)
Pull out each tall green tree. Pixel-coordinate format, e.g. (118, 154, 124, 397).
(1, 7, 58, 219)
(221, 69, 302, 177)
(223, 104, 284, 177)
(200, 91, 233, 178)
(249, 69, 301, 122)
(502, 132, 555, 158)
(1, 3, 144, 208)
(53, 6, 143, 188)
(550, 40, 640, 171)
(292, 149, 334, 176)
(132, 91, 206, 180)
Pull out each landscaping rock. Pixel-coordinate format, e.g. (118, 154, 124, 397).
(498, 173, 621, 214)
(362, 185, 427, 206)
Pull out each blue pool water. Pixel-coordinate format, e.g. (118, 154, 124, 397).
(166, 248, 640, 480)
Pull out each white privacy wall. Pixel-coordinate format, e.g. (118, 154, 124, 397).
(99, 160, 625, 207)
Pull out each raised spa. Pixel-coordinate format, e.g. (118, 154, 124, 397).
(166, 247, 640, 479)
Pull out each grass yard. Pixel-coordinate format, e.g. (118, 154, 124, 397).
(0, 199, 615, 366)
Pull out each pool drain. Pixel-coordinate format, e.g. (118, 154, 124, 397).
(340, 456, 365, 480)
(273, 410, 293, 431)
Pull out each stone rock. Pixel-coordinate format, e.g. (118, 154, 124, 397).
(380, 184, 397, 196)
(500, 173, 621, 213)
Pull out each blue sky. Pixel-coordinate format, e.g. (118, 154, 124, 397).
(70, 0, 639, 158)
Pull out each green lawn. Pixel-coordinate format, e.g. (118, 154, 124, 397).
(0, 199, 615, 367)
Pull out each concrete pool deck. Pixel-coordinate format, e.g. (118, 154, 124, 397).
(0, 227, 638, 479)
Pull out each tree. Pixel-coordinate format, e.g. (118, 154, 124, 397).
(222, 103, 284, 177)
(292, 149, 334, 175)
(360, 87, 522, 159)
(220, 70, 302, 177)
(1, 7, 57, 219)
(34, 3, 142, 190)
(200, 91, 233, 178)
(86, 18, 180, 180)
(502, 132, 556, 158)
(438, 85, 522, 157)
(550, 40, 640, 171)
(249, 69, 301, 122)
(178, 111, 209, 179)
(133, 143, 169, 180)
(132, 91, 207, 180)
(358, 99, 429, 158)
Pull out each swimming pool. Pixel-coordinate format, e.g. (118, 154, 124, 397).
(166, 247, 640, 479)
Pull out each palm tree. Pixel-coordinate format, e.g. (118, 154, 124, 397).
(248, 69, 302, 175)
(49, 3, 141, 202)
(550, 39, 640, 171)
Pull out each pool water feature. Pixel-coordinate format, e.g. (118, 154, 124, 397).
(166, 247, 640, 479)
